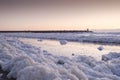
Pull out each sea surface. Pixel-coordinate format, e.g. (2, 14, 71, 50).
(20, 38, 120, 60)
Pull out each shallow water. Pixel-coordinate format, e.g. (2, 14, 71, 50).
(20, 38, 120, 60)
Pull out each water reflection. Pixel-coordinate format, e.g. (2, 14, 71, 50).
(20, 38, 120, 60)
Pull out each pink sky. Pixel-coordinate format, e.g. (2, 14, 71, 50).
(0, 0, 120, 30)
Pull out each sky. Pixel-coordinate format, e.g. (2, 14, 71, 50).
(0, 0, 120, 30)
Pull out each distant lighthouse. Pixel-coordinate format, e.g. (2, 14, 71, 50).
(87, 28, 89, 32)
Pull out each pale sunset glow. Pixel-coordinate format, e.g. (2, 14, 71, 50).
(0, 0, 120, 30)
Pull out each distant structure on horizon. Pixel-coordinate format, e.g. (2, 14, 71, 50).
(87, 28, 89, 32)
(0, 28, 93, 33)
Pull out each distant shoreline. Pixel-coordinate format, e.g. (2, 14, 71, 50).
(0, 30, 93, 33)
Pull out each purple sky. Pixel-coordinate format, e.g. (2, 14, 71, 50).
(0, 0, 120, 30)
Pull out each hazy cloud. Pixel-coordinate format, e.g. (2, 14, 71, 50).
(0, 0, 120, 30)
